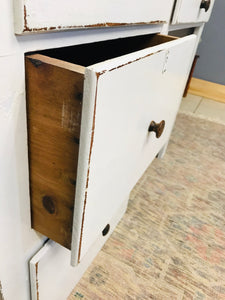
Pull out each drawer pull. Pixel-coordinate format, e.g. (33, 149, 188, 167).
(148, 120, 165, 138)
(200, 0, 211, 12)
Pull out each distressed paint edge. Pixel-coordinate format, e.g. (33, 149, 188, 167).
(97, 50, 163, 75)
(70, 69, 99, 266)
(35, 263, 39, 300)
(30, 242, 51, 300)
(15, 20, 166, 35)
(89, 33, 196, 74)
(77, 75, 99, 263)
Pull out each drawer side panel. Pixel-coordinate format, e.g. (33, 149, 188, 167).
(26, 55, 84, 249)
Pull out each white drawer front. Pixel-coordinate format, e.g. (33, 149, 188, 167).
(14, 0, 174, 34)
(172, 0, 215, 24)
(72, 34, 197, 265)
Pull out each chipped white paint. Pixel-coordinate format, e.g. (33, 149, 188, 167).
(14, 0, 174, 34)
(172, 0, 215, 24)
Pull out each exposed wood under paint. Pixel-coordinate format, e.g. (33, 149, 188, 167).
(188, 77, 225, 103)
(22, 19, 166, 34)
(26, 54, 84, 249)
(35, 263, 39, 300)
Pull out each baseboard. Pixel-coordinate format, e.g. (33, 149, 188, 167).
(188, 78, 225, 104)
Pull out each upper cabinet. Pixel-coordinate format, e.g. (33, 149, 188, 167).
(172, 0, 215, 24)
(14, 0, 174, 34)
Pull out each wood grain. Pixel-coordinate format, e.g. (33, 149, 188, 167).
(25, 54, 84, 249)
(188, 77, 225, 104)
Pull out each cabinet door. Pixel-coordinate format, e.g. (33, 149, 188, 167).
(172, 0, 215, 24)
(14, 0, 174, 34)
(72, 34, 197, 265)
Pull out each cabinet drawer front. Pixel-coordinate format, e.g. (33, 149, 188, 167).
(72, 34, 196, 264)
(15, 0, 174, 34)
(172, 0, 215, 24)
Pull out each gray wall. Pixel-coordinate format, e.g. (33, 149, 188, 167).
(193, 0, 225, 85)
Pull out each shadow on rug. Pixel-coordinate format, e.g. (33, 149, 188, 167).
(69, 113, 225, 300)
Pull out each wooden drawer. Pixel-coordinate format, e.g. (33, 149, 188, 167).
(172, 0, 215, 24)
(14, 0, 174, 34)
(25, 33, 196, 266)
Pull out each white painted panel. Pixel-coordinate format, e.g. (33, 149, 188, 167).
(14, 0, 174, 34)
(172, 0, 215, 24)
(30, 197, 128, 300)
(71, 34, 197, 265)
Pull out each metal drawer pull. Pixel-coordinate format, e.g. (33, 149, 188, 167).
(200, 0, 211, 12)
(148, 120, 165, 138)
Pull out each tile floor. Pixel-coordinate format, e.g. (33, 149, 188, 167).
(179, 93, 225, 123)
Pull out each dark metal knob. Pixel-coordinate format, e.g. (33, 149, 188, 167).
(200, 0, 211, 12)
(148, 120, 165, 138)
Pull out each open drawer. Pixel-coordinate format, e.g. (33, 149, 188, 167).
(172, 0, 215, 24)
(25, 33, 196, 266)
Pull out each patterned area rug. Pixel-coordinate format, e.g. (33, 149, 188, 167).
(69, 113, 225, 300)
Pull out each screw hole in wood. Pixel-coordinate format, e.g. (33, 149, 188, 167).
(102, 224, 110, 236)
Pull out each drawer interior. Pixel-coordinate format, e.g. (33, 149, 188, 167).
(34, 34, 177, 67)
(25, 33, 177, 251)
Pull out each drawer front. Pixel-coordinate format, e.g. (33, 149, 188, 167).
(172, 0, 215, 24)
(14, 0, 174, 34)
(72, 34, 197, 264)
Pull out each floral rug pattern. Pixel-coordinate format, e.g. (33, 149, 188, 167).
(69, 113, 225, 299)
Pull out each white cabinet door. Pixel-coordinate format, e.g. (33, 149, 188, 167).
(172, 0, 215, 24)
(72, 34, 197, 265)
(14, 0, 174, 34)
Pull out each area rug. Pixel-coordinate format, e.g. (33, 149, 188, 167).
(69, 112, 225, 300)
